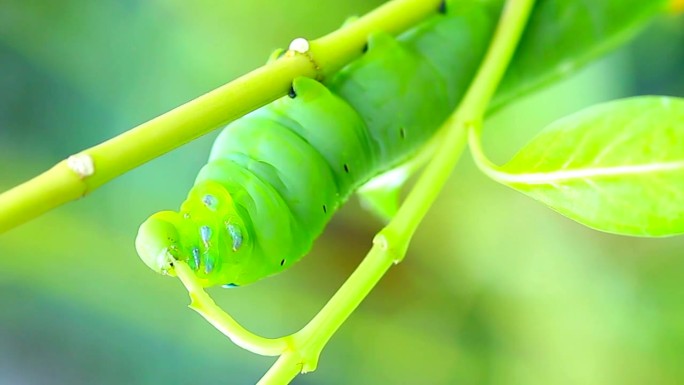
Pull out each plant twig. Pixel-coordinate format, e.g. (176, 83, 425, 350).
(175, 262, 290, 356)
(0, 0, 443, 234)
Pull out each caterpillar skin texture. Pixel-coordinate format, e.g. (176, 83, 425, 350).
(135, 1, 499, 287)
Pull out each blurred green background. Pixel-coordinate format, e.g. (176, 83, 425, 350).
(1, 1, 684, 384)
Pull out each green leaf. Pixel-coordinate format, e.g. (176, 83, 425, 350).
(492, 0, 669, 109)
(479, 96, 684, 237)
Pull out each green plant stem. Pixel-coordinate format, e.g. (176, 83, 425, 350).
(175, 262, 290, 356)
(257, 352, 304, 385)
(291, 237, 398, 371)
(0, 0, 442, 235)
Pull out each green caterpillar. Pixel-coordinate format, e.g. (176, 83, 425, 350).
(135, 1, 497, 287)
(135, 0, 663, 287)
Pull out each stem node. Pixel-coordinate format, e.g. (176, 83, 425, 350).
(374, 228, 409, 264)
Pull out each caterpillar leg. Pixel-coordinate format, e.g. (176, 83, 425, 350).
(356, 132, 439, 221)
(356, 168, 405, 222)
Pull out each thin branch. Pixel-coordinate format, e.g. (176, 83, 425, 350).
(175, 262, 291, 356)
(257, 352, 304, 385)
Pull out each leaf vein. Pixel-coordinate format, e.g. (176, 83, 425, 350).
(501, 160, 684, 185)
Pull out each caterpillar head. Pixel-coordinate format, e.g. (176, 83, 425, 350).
(135, 181, 251, 287)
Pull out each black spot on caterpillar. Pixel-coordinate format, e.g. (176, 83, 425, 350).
(438, 0, 447, 14)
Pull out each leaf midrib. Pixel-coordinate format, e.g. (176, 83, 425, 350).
(500, 160, 684, 185)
